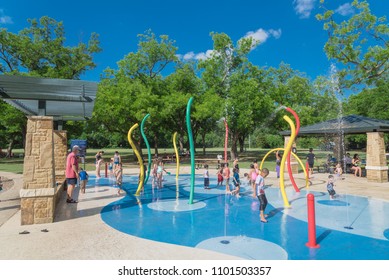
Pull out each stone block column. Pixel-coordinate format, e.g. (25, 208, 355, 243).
(20, 116, 59, 225)
(53, 131, 67, 184)
(284, 136, 299, 174)
(365, 132, 388, 183)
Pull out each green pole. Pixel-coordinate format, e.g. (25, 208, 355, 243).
(140, 114, 151, 184)
(186, 97, 195, 204)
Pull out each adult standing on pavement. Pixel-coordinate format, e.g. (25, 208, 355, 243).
(66, 145, 80, 203)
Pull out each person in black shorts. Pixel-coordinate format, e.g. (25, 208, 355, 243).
(306, 148, 316, 175)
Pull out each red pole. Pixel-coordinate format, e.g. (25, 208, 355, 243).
(105, 162, 108, 178)
(306, 193, 320, 248)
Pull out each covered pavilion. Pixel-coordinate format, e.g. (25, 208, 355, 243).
(0, 75, 98, 224)
(280, 115, 389, 183)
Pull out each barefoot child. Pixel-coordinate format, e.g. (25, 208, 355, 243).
(115, 162, 123, 195)
(79, 168, 89, 194)
(204, 164, 210, 189)
(255, 168, 270, 223)
(232, 168, 241, 197)
(326, 174, 337, 199)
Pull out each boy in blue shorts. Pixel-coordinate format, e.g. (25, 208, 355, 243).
(79, 168, 89, 194)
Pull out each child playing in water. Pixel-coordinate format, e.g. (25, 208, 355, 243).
(334, 162, 343, 180)
(232, 168, 241, 197)
(248, 164, 257, 198)
(326, 174, 337, 199)
(216, 164, 224, 186)
(255, 168, 270, 223)
(204, 164, 210, 189)
(115, 162, 123, 195)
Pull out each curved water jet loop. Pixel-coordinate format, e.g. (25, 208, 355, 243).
(284, 107, 301, 193)
(259, 148, 308, 190)
(280, 116, 296, 208)
(127, 123, 144, 196)
(172, 132, 180, 179)
(140, 114, 151, 184)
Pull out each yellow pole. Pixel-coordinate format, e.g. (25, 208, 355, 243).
(127, 123, 144, 196)
(173, 132, 180, 179)
(259, 148, 309, 189)
(280, 116, 296, 208)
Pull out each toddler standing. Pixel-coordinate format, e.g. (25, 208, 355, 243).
(326, 175, 337, 199)
(204, 164, 210, 189)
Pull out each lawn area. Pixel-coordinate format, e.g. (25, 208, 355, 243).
(0, 147, 367, 175)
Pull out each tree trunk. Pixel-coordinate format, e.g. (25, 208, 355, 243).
(179, 134, 184, 154)
(239, 135, 245, 152)
(153, 135, 159, 156)
(6, 139, 14, 158)
(230, 133, 239, 161)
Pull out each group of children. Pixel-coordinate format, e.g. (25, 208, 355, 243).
(207, 160, 270, 223)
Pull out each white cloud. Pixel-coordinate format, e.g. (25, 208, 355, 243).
(335, 3, 354, 16)
(0, 9, 13, 25)
(268, 29, 282, 39)
(179, 28, 281, 61)
(244, 28, 282, 49)
(293, 0, 316, 19)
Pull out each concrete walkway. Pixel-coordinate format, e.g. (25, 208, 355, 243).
(0, 168, 388, 260)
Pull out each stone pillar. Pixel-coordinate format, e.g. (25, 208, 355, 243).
(20, 116, 58, 225)
(53, 130, 67, 184)
(284, 136, 299, 174)
(365, 132, 388, 183)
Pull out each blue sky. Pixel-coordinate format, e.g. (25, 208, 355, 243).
(0, 0, 387, 82)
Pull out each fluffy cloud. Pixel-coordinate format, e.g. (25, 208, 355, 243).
(244, 28, 282, 49)
(335, 3, 354, 16)
(0, 9, 13, 25)
(179, 28, 281, 61)
(293, 0, 316, 19)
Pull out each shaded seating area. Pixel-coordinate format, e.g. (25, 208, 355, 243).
(281, 115, 389, 183)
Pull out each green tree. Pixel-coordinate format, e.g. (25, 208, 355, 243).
(0, 100, 26, 153)
(0, 16, 101, 153)
(316, 0, 389, 88)
(94, 30, 178, 155)
(199, 32, 272, 159)
(0, 16, 101, 78)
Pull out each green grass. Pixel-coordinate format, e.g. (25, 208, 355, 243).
(0, 147, 367, 175)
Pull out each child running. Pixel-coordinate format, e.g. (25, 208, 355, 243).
(255, 168, 270, 223)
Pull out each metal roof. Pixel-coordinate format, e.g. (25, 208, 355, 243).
(0, 75, 98, 121)
(280, 115, 389, 136)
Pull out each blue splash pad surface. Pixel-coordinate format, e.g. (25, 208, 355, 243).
(98, 174, 389, 260)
